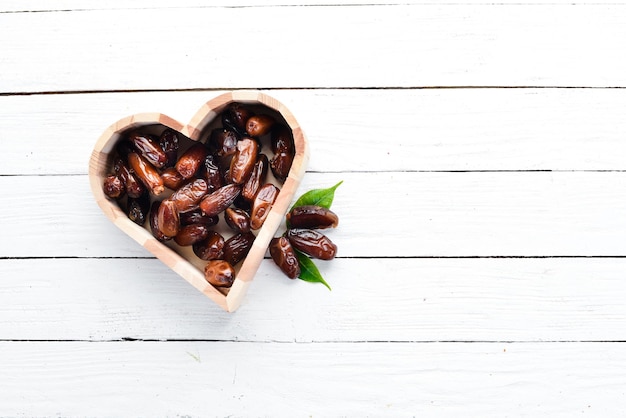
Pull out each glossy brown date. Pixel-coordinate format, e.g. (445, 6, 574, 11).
(129, 132, 168, 169)
(224, 207, 251, 233)
(150, 200, 171, 242)
(223, 232, 255, 266)
(103, 174, 124, 199)
(175, 142, 208, 179)
(286, 205, 338, 229)
(199, 184, 241, 217)
(157, 199, 180, 238)
(127, 191, 150, 226)
(271, 123, 295, 155)
(286, 228, 337, 260)
(241, 154, 269, 202)
(204, 259, 236, 288)
(221, 102, 253, 136)
(180, 209, 219, 227)
(160, 167, 185, 191)
(127, 152, 165, 196)
(269, 236, 300, 279)
(169, 178, 208, 213)
(174, 224, 210, 247)
(270, 151, 294, 182)
(159, 128, 180, 168)
(209, 128, 239, 158)
(250, 183, 280, 230)
(229, 138, 258, 185)
(114, 155, 145, 199)
(246, 114, 275, 137)
(200, 154, 224, 193)
(193, 231, 225, 261)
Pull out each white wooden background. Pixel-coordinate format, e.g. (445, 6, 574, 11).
(2, 1, 626, 416)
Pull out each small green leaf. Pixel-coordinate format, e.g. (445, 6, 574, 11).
(290, 180, 343, 211)
(295, 249, 331, 291)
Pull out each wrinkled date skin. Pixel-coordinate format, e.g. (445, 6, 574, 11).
(114, 155, 145, 198)
(246, 114, 275, 137)
(127, 191, 150, 226)
(229, 138, 258, 185)
(150, 200, 171, 242)
(287, 205, 339, 230)
(127, 152, 165, 196)
(199, 184, 241, 217)
(224, 207, 251, 233)
(242, 154, 269, 202)
(271, 123, 295, 155)
(160, 167, 185, 191)
(286, 229, 337, 260)
(129, 132, 168, 169)
(180, 209, 219, 227)
(270, 151, 294, 182)
(175, 142, 208, 179)
(169, 178, 208, 213)
(174, 224, 210, 247)
(200, 154, 224, 193)
(159, 128, 180, 168)
(193, 230, 225, 261)
(223, 232, 256, 266)
(221, 102, 254, 136)
(103, 174, 124, 199)
(269, 236, 300, 279)
(209, 128, 239, 158)
(250, 183, 280, 230)
(204, 259, 236, 288)
(157, 199, 180, 238)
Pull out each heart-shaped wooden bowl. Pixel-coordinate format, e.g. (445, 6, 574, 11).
(88, 90, 309, 312)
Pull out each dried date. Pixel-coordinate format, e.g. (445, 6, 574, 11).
(129, 132, 168, 169)
(103, 174, 124, 199)
(241, 154, 269, 202)
(269, 236, 300, 279)
(250, 183, 280, 230)
(199, 184, 241, 217)
(204, 259, 236, 288)
(286, 229, 337, 260)
(224, 208, 251, 233)
(159, 128, 180, 168)
(127, 152, 165, 196)
(229, 138, 258, 185)
(169, 178, 208, 213)
(286, 205, 338, 229)
(175, 142, 208, 179)
(223, 232, 255, 266)
(150, 200, 171, 242)
(193, 231, 225, 261)
(174, 224, 210, 247)
(127, 190, 150, 226)
(157, 199, 180, 238)
(246, 114, 275, 137)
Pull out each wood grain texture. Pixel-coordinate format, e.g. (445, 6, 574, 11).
(4, 88, 626, 175)
(2, 257, 626, 342)
(0, 341, 624, 417)
(3, 172, 626, 258)
(2, 5, 626, 92)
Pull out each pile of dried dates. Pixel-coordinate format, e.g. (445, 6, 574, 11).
(102, 102, 296, 289)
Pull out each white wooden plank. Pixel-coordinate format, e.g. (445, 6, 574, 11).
(2, 5, 626, 91)
(2, 172, 626, 258)
(3, 88, 626, 175)
(0, 341, 623, 417)
(3, 0, 617, 13)
(2, 257, 626, 342)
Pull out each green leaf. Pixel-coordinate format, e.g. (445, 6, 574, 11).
(295, 249, 332, 291)
(290, 180, 343, 211)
